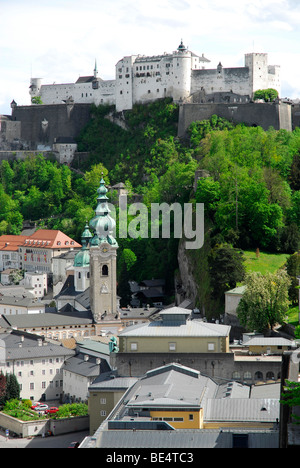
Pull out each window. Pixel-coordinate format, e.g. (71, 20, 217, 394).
(169, 342, 176, 351)
(208, 343, 215, 351)
(130, 343, 138, 351)
(100, 410, 106, 417)
(102, 265, 108, 276)
(100, 398, 106, 405)
(189, 414, 194, 421)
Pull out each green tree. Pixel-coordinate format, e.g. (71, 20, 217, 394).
(5, 373, 20, 401)
(280, 381, 300, 424)
(237, 270, 291, 332)
(253, 88, 279, 102)
(209, 244, 246, 302)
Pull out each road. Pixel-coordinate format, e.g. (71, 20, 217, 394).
(0, 430, 89, 449)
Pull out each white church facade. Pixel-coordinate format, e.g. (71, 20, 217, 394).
(29, 41, 281, 113)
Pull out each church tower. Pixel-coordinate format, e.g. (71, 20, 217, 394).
(89, 176, 119, 323)
(74, 223, 92, 292)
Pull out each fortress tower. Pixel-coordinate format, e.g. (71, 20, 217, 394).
(171, 40, 193, 102)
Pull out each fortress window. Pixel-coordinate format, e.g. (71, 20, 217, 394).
(102, 265, 108, 276)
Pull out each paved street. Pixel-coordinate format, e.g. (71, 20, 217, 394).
(0, 430, 89, 449)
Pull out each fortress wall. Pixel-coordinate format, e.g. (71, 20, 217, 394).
(11, 103, 92, 149)
(178, 102, 292, 137)
(191, 67, 251, 97)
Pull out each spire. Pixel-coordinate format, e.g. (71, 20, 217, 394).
(94, 59, 98, 79)
(89, 175, 118, 247)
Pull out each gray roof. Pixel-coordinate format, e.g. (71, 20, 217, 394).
(0, 295, 43, 307)
(89, 374, 138, 391)
(63, 354, 110, 377)
(245, 337, 296, 347)
(0, 330, 74, 360)
(82, 428, 279, 449)
(204, 398, 280, 422)
(119, 319, 230, 338)
(2, 310, 93, 328)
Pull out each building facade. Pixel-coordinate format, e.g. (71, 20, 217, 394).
(29, 42, 281, 113)
(0, 330, 74, 402)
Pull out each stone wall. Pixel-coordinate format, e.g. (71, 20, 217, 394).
(11, 103, 92, 149)
(112, 352, 282, 385)
(178, 101, 292, 137)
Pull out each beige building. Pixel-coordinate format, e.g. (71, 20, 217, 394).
(244, 337, 297, 355)
(118, 307, 231, 354)
(88, 374, 138, 434)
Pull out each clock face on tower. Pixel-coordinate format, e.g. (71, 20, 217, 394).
(100, 243, 110, 256)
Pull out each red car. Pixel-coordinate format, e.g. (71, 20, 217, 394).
(45, 407, 59, 414)
(31, 402, 41, 410)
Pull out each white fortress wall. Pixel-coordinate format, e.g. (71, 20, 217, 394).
(191, 66, 251, 97)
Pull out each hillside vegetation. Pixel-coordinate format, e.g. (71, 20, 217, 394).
(0, 99, 299, 312)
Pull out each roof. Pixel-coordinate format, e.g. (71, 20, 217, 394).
(0, 235, 27, 251)
(75, 76, 94, 83)
(0, 330, 75, 360)
(0, 231, 81, 251)
(86, 429, 279, 449)
(225, 286, 246, 295)
(204, 398, 280, 422)
(63, 354, 110, 377)
(0, 295, 44, 308)
(245, 337, 296, 347)
(119, 319, 231, 338)
(21, 230, 81, 249)
(2, 309, 93, 328)
(124, 364, 217, 410)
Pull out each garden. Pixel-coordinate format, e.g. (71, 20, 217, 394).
(1, 399, 88, 421)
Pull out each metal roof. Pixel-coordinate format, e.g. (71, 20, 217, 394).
(82, 428, 279, 449)
(204, 398, 280, 422)
(119, 320, 230, 338)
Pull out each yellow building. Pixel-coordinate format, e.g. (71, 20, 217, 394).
(86, 362, 280, 445)
(118, 307, 231, 355)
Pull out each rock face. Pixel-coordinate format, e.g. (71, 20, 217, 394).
(176, 238, 198, 308)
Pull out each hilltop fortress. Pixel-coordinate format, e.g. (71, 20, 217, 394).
(30, 41, 281, 112)
(1, 41, 299, 162)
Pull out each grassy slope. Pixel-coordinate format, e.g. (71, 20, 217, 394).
(243, 250, 289, 275)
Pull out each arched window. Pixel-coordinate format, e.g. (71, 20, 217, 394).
(243, 371, 252, 380)
(266, 371, 275, 380)
(102, 265, 108, 276)
(254, 371, 263, 380)
(232, 372, 241, 380)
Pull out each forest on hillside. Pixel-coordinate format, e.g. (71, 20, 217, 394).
(0, 99, 299, 312)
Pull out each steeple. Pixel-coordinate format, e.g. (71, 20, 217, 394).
(89, 174, 119, 325)
(74, 223, 92, 292)
(94, 59, 98, 79)
(89, 175, 118, 247)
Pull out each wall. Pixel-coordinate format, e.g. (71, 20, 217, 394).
(11, 103, 92, 149)
(178, 101, 292, 137)
(0, 411, 89, 437)
(120, 335, 229, 354)
(191, 67, 251, 97)
(112, 352, 282, 385)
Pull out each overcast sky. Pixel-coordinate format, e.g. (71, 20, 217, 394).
(1, 0, 300, 115)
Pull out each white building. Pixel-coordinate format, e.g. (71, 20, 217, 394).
(29, 42, 281, 113)
(0, 330, 74, 402)
(24, 271, 47, 298)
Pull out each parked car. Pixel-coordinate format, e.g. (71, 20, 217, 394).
(34, 404, 49, 412)
(31, 402, 41, 409)
(45, 407, 59, 414)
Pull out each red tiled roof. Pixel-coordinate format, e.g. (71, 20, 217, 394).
(0, 230, 81, 251)
(0, 235, 27, 251)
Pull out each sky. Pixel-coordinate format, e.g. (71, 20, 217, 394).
(1, 0, 300, 115)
